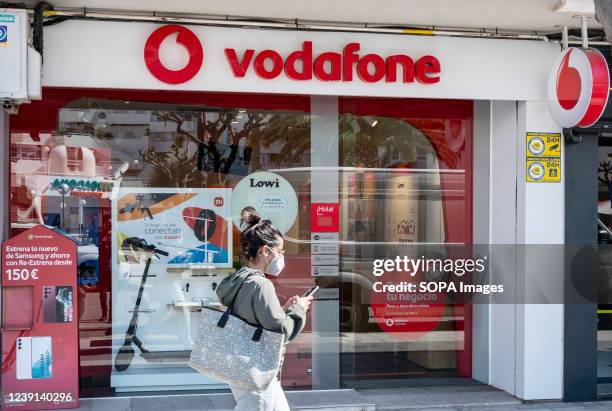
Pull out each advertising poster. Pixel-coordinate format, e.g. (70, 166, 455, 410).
(114, 188, 232, 267)
(230, 171, 298, 234)
(385, 174, 419, 251)
(111, 189, 232, 391)
(369, 268, 445, 340)
(1, 225, 79, 410)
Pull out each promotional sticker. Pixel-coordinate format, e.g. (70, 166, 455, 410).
(231, 171, 298, 234)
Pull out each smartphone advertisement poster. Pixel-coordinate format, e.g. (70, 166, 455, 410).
(114, 188, 233, 268)
(1, 225, 79, 410)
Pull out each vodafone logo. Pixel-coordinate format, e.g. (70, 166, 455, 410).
(548, 47, 610, 128)
(143, 24, 441, 87)
(144, 25, 204, 85)
(224, 41, 440, 84)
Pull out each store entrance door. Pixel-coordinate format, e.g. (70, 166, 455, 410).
(334, 97, 473, 385)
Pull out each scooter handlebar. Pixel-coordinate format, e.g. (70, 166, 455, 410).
(123, 237, 168, 257)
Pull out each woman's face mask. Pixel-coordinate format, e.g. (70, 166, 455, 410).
(264, 246, 285, 276)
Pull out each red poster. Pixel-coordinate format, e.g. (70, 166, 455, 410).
(368, 269, 445, 340)
(1, 225, 79, 410)
(311, 203, 339, 233)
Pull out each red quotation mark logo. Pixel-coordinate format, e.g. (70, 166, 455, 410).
(556, 49, 582, 110)
(144, 25, 203, 84)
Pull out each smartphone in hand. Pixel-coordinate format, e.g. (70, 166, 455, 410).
(302, 286, 319, 298)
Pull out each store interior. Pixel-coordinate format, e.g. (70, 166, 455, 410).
(8, 89, 472, 396)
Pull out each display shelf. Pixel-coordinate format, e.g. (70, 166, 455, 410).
(165, 267, 234, 275)
(140, 350, 191, 362)
(170, 299, 222, 309)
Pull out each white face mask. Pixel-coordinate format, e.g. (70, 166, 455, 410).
(264, 248, 285, 276)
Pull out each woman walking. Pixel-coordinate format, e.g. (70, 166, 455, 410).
(215, 208, 313, 411)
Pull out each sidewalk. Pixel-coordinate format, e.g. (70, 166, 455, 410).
(62, 379, 612, 411)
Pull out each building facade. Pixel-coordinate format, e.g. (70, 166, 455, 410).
(0, 1, 610, 406)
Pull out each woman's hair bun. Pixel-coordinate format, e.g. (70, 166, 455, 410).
(239, 206, 282, 260)
(240, 206, 261, 228)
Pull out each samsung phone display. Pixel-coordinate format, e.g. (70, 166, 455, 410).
(1, 226, 80, 410)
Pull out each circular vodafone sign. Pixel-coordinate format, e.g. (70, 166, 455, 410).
(547, 47, 610, 128)
(144, 25, 204, 84)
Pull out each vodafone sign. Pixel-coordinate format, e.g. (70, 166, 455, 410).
(144, 25, 203, 85)
(547, 47, 610, 128)
(42, 20, 563, 100)
(144, 24, 441, 86)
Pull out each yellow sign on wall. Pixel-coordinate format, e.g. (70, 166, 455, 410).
(526, 132, 561, 183)
(526, 157, 561, 183)
(526, 133, 561, 158)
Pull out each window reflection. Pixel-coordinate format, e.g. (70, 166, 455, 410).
(9, 94, 471, 394)
(338, 107, 470, 385)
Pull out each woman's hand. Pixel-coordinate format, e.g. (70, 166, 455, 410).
(295, 295, 314, 312)
(282, 296, 300, 311)
(283, 295, 314, 312)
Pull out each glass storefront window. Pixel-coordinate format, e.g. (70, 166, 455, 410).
(9, 90, 471, 395)
(336, 99, 472, 385)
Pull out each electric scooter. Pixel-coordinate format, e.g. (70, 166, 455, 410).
(114, 237, 168, 372)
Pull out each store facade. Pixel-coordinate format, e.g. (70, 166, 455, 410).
(1, 17, 572, 401)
